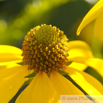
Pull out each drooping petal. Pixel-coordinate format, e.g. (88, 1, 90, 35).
(0, 64, 29, 103)
(67, 41, 103, 75)
(94, 11, 103, 40)
(85, 58, 103, 77)
(65, 67, 103, 95)
(16, 72, 60, 103)
(50, 71, 84, 95)
(68, 40, 93, 62)
(0, 45, 23, 65)
(68, 62, 87, 71)
(77, 0, 103, 35)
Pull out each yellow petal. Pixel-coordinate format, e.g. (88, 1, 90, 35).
(0, 45, 22, 65)
(16, 72, 60, 103)
(77, 0, 103, 35)
(0, 64, 29, 103)
(68, 40, 93, 62)
(50, 71, 84, 95)
(85, 58, 103, 77)
(68, 62, 87, 71)
(94, 11, 103, 40)
(65, 67, 103, 95)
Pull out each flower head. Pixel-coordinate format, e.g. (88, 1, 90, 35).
(0, 24, 103, 103)
(77, 0, 103, 40)
(22, 24, 69, 74)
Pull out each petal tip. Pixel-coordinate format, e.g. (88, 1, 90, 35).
(76, 27, 81, 36)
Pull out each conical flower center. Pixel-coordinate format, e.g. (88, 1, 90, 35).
(35, 25, 58, 45)
(22, 24, 69, 74)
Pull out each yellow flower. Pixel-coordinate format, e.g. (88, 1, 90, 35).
(0, 24, 103, 103)
(77, 0, 103, 40)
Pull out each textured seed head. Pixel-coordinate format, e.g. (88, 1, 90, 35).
(35, 24, 58, 45)
(22, 24, 69, 74)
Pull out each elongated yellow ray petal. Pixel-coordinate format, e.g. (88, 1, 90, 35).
(50, 71, 84, 95)
(0, 64, 29, 103)
(94, 12, 103, 40)
(68, 41, 103, 75)
(77, 0, 103, 35)
(68, 62, 87, 71)
(65, 67, 103, 95)
(68, 40, 93, 62)
(0, 45, 22, 65)
(16, 72, 60, 103)
(85, 58, 103, 77)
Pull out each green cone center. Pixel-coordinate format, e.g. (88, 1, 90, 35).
(35, 25, 58, 45)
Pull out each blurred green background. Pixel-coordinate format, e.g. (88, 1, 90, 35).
(0, 0, 102, 102)
(0, 0, 97, 48)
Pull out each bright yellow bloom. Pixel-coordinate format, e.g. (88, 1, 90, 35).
(0, 24, 103, 103)
(77, 0, 103, 40)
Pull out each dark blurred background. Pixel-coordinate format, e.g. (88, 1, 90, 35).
(0, 0, 98, 48)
